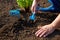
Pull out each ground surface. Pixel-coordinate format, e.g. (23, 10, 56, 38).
(0, 0, 60, 40)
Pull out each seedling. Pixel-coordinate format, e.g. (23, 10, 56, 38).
(16, 0, 33, 11)
(17, 0, 36, 21)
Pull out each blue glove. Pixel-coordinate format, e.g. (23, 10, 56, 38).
(29, 12, 36, 20)
(36, 0, 60, 12)
(36, 5, 54, 12)
(9, 9, 20, 18)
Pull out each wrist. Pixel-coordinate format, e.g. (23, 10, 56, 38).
(50, 23, 57, 29)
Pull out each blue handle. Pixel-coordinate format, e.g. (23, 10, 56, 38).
(9, 9, 20, 18)
(29, 12, 36, 20)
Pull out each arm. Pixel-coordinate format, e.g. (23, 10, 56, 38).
(34, 0, 40, 4)
(31, 0, 40, 12)
(51, 14, 60, 28)
(35, 14, 60, 37)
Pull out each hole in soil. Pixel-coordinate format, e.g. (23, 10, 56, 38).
(12, 19, 38, 33)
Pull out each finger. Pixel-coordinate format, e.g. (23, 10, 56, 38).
(43, 32, 50, 37)
(31, 9, 33, 12)
(43, 30, 54, 37)
(31, 7, 34, 12)
(35, 28, 42, 35)
(37, 26, 42, 29)
(34, 7, 36, 12)
(39, 30, 47, 37)
(35, 29, 44, 37)
(33, 7, 35, 12)
(36, 30, 44, 37)
(35, 26, 42, 35)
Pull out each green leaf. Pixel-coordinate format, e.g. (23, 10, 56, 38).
(16, 0, 33, 9)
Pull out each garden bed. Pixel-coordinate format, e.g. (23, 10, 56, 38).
(0, 0, 60, 40)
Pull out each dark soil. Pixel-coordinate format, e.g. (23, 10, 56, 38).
(0, 0, 60, 40)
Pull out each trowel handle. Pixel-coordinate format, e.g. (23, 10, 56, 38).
(32, 12, 35, 15)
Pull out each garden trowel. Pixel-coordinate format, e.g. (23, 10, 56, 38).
(29, 12, 36, 21)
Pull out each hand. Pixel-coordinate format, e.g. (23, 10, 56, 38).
(35, 24, 56, 37)
(31, 0, 38, 12)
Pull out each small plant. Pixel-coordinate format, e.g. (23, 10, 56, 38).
(17, 0, 33, 12)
